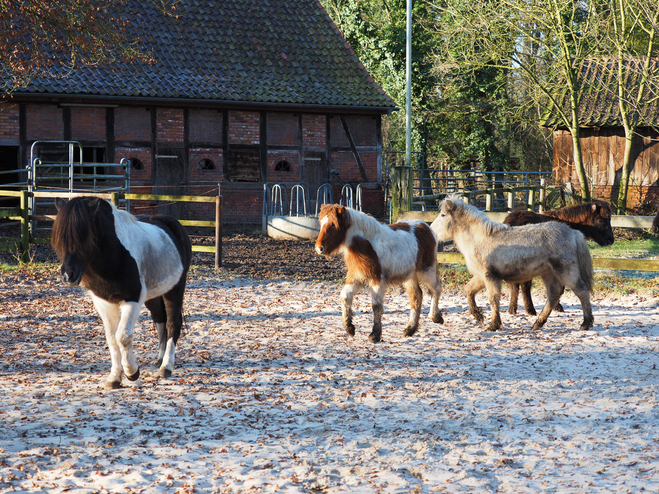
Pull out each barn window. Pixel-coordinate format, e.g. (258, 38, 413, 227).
(197, 158, 215, 170)
(226, 148, 261, 182)
(274, 159, 291, 172)
(130, 158, 144, 170)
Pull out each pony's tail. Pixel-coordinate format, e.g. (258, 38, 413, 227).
(576, 234, 594, 293)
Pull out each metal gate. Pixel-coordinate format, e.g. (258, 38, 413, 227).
(27, 140, 130, 238)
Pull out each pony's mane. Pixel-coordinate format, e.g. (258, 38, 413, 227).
(51, 198, 103, 258)
(345, 208, 386, 236)
(544, 201, 612, 222)
(446, 195, 508, 236)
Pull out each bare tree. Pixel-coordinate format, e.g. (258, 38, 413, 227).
(432, 0, 608, 201)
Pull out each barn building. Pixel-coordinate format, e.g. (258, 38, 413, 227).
(0, 0, 396, 223)
(547, 59, 659, 211)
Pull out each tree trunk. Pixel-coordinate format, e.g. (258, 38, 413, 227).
(616, 127, 635, 214)
(569, 124, 591, 202)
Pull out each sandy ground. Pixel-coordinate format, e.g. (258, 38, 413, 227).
(1, 269, 659, 493)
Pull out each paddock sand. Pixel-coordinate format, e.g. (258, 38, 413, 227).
(1, 271, 658, 493)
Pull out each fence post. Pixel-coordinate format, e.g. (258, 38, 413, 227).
(392, 165, 413, 221)
(539, 179, 546, 212)
(215, 195, 223, 269)
(507, 189, 514, 211)
(527, 188, 535, 210)
(485, 190, 492, 211)
(20, 190, 30, 263)
(110, 192, 119, 208)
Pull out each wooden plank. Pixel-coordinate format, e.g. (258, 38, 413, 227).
(192, 245, 216, 253)
(438, 252, 659, 272)
(0, 207, 20, 217)
(179, 220, 215, 228)
(400, 210, 656, 229)
(32, 191, 115, 199)
(124, 193, 217, 203)
(0, 190, 26, 197)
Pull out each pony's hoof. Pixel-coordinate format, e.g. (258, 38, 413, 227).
(531, 321, 545, 331)
(403, 326, 418, 337)
(159, 368, 172, 378)
(105, 380, 122, 390)
(345, 324, 356, 337)
(579, 321, 593, 331)
(508, 307, 517, 315)
(431, 312, 444, 324)
(486, 324, 501, 332)
(368, 332, 381, 343)
(525, 308, 538, 316)
(126, 367, 140, 381)
(555, 303, 565, 313)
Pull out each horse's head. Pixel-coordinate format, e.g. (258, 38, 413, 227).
(590, 202, 615, 246)
(51, 197, 105, 286)
(430, 195, 461, 242)
(315, 204, 350, 257)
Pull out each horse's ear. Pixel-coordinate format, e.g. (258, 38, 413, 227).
(89, 198, 102, 215)
(55, 197, 67, 211)
(443, 199, 455, 213)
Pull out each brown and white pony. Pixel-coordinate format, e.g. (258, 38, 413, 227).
(431, 195, 594, 332)
(315, 204, 443, 343)
(503, 201, 613, 315)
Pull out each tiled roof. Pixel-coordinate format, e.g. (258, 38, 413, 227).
(9, 0, 396, 111)
(542, 58, 659, 127)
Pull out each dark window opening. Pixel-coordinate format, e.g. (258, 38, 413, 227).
(197, 158, 215, 170)
(130, 158, 144, 170)
(274, 160, 291, 172)
(226, 149, 261, 182)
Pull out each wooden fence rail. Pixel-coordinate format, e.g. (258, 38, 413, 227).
(0, 190, 223, 268)
(398, 211, 659, 273)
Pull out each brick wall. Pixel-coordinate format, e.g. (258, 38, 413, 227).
(189, 109, 223, 142)
(0, 104, 19, 140)
(157, 108, 184, 143)
(268, 150, 299, 183)
(26, 104, 63, 140)
(115, 147, 152, 183)
(267, 113, 297, 145)
(302, 114, 325, 146)
(228, 111, 260, 144)
(221, 187, 263, 223)
(115, 107, 151, 141)
(71, 107, 105, 141)
(189, 148, 223, 183)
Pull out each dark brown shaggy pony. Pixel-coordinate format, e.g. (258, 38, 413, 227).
(504, 201, 613, 315)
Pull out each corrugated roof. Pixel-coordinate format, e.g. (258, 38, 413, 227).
(542, 58, 659, 128)
(7, 0, 396, 110)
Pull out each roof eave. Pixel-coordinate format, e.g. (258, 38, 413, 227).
(4, 92, 399, 115)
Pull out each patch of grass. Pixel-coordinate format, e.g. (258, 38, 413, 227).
(589, 237, 659, 259)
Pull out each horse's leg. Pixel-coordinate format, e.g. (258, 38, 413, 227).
(521, 280, 537, 316)
(483, 275, 503, 331)
(561, 277, 593, 331)
(92, 296, 123, 389)
(531, 275, 562, 331)
(508, 282, 519, 315)
(159, 289, 185, 378)
(340, 282, 361, 337)
(464, 276, 486, 323)
(403, 279, 423, 337)
(145, 297, 167, 367)
(368, 282, 386, 343)
(114, 301, 143, 382)
(420, 268, 443, 324)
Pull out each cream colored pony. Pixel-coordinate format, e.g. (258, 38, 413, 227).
(430, 195, 594, 332)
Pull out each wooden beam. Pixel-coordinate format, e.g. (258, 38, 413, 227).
(339, 116, 368, 181)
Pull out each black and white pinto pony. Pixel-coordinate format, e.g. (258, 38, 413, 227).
(430, 195, 594, 332)
(315, 204, 443, 343)
(503, 201, 613, 315)
(52, 197, 192, 389)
